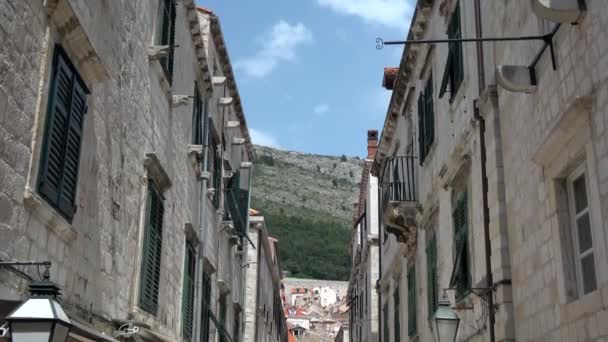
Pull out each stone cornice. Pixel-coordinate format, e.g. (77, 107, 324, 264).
(372, 0, 435, 176)
(183, 0, 213, 94)
(207, 14, 255, 162)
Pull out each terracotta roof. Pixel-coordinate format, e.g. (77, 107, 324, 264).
(196, 6, 214, 14)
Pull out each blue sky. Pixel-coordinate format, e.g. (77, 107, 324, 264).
(198, 0, 415, 157)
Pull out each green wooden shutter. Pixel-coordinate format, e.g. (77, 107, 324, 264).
(383, 303, 389, 342)
(418, 93, 425, 165)
(407, 266, 417, 337)
(182, 241, 196, 339)
(38, 46, 87, 222)
(394, 286, 401, 342)
(201, 273, 212, 342)
(192, 83, 203, 145)
(452, 192, 470, 299)
(426, 237, 438, 319)
(139, 180, 164, 314)
(157, 0, 176, 84)
(447, 3, 463, 98)
(57, 78, 86, 218)
(424, 75, 434, 152)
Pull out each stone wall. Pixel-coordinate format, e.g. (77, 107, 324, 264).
(484, 0, 608, 341)
(0, 1, 251, 341)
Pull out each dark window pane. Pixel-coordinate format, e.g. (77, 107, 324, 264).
(581, 254, 597, 294)
(576, 214, 593, 252)
(573, 174, 588, 213)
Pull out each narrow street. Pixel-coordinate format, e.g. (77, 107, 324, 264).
(0, 1, 607, 342)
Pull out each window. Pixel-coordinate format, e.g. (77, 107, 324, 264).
(439, 2, 464, 102)
(207, 120, 222, 208)
(426, 236, 438, 319)
(450, 191, 471, 300)
(383, 303, 389, 342)
(38, 45, 89, 222)
(394, 285, 400, 342)
(567, 168, 597, 295)
(418, 74, 434, 164)
(156, 0, 176, 84)
(201, 272, 212, 342)
(192, 83, 203, 145)
(182, 240, 196, 339)
(139, 180, 164, 314)
(407, 267, 416, 337)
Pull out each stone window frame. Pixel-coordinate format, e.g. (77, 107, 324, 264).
(148, 0, 176, 94)
(131, 153, 172, 320)
(533, 97, 606, 306)
(23, 0, 108, 243)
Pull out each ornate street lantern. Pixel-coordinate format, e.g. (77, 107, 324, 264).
(5, 275, 71, 342)
(433, 296, 460, 342)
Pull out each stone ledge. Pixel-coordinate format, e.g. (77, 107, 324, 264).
(23, 188, 76, 243)
(144, 153, 172, 192)
(45, 0, 109, 83)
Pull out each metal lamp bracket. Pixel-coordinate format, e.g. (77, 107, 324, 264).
(0, 323, 8, 338)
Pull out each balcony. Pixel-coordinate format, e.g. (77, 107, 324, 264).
(380, 156, 419, 245)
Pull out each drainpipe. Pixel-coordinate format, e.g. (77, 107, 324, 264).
(472, 1, 495, 342)
(193, 93, 211, 342)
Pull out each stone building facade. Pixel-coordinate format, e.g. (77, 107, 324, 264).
(0, 1, 254, 342)
(372, 0, 606, 341)
(348, 130, 380, 342)
(242, 216, 288, 342)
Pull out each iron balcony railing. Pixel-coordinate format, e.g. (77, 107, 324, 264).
(380, 156, 418, 210)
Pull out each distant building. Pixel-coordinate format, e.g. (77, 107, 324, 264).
(348, 130, 381, 342)
(242, 215, 288, 342)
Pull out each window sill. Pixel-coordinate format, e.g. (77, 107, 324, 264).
(23, 188, 77, 243)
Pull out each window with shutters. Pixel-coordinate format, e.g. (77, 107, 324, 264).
(567, 166, 598, 296)
(139, 180, 164, 314)
(37, 45, 89, 222)
(426, 236, 438, 319)
(156, 0, 176, 84)
(439, 3, 464, 102)
(449, 191, 471, 300)
(192, 83, 203, 145)
(181, 240, 196, 340)
(393, 285, 400, 342)
(407, 266, 416, 337)
(418, 74, 434, 164)
(201, 272, 212, 342)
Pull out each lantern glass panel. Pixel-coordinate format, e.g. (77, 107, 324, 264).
(51, 323, 69, 342)
(10, 322, 53, 342)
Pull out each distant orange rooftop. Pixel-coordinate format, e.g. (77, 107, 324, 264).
(197, 6, 214, 14)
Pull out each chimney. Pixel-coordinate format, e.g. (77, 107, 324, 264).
(367, 130, 378, 159)
(382, 67, 399, 90)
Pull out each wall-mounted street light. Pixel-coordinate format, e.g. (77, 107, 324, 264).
(1, 262, 71, 342)
(432, 296, 460, 342)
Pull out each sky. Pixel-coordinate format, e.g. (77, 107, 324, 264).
(198, 0, 415, 157)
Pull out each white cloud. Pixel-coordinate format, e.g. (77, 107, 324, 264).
(235, 21, 313, 78)
(250, 128, 281, 148)
(317, 0, 414, 30)
(313, 103, 330, 116)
